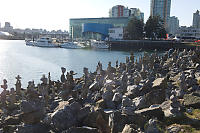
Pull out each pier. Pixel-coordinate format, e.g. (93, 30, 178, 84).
(108, 40, 196, 50)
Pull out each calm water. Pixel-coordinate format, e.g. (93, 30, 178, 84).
(0, 40, 147, 89)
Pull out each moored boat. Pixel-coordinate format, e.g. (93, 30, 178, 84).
(60, 42, 83, 49)
(90, 40, 109, 49)
(34, 37, 59, 47)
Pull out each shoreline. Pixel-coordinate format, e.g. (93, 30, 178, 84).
(0, 48, 200, 132)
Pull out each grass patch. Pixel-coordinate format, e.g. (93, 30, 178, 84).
(185, 109, 200, 120)
(179, 125, 200, 133)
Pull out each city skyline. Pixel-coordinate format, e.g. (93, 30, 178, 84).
(0, 0, 199, 31)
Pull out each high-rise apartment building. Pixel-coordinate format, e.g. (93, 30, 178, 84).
(167, 16, 179, 35)
(150, 0, 171, 27)
(109, 5, 144, 20)
(193, 10, 200, 28)
(109, 5, 130, 18)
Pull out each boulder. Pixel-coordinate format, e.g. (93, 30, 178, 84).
(95, 99, 106, 111)
(122, 96, 134, 108)
(4, 115, 21, 125)
(125, 85, 140, 99)
(109, 111, 128, 133)
(17, 123, 49, 133)
(62, 127, 98, 133)
(132, 96, 145, 109)
(20, 101, 45, 124)
(183, 94, 200, 108)
(3, 125, 17, 133)
(102, 90, 114, 101)
(143, 89, 165, 109)
(89, 81, 99, 92)
(77, 106, 91, 122)
(144, 119, 162, 133)
(135, 106, 164, 120)
(152, 78, 167, 90)
(109, 111, 146, 133)
(51, 102, 81, 131)
(83, 110, 110, 131)
(122, 124, 137, 133)
(167, 124, 181, 133)
(112, 92, 122, 102)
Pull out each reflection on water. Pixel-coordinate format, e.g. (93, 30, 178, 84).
(0, 40, 147, 90)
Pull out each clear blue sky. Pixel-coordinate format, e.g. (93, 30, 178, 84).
(0, 0, 199, 31)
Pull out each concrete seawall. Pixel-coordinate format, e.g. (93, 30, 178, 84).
(108, 40, 196, 50)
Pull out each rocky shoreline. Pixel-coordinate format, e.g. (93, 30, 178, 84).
(0, 48, 200, 133)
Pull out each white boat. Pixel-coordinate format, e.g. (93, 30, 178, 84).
(34, 37, 59, 47)
(91, 40, 109, 49)
(60, 42, 83, 49)
(25, 40, 34, 46)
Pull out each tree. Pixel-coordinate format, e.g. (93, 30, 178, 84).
(124, 17, 144, 40)
(144, 16, 167, 39)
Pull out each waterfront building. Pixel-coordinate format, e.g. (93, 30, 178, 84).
(177, 26, 200, 39)
(70, 5, 144, 40)
(108, 27, 124, 40)
(167, 16, 179, 35)
(150, 0, 171, 28)
(193, 10, 200, 28)
(70, 17, 129, 40)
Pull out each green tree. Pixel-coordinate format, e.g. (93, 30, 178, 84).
(144, 16, 167, 39)
(124, 17, 144, 40)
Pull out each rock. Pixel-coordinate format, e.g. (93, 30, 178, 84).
(83, 110, 109, 131)
(109, 111, 128, 133)
(122, 96, 134, 108)
(20, 100, 45, 124)
(112, 92, 122, 102)
(183, 94, 200, 108)
(17, 123, 49, 133)
(4, 115, 21, 125)
(51, 102, 81, 131)
(125, 85, 140, 99)
(77, 106, 91, 122)
(122, 107, 136, 115)
(135, 107, 164, 120)
(59, 90, 70, 100)
(144, 119, 163, 133)
(62, 127, 98, 133)
(102, 90, 114, 101)
(89, 81, 99, 92)
(167, 124, 181, 133)
(3, 125, 17, 133)
(152, 78, 167, 90)
(95, 99, 106, 111)
(143, 89, 165, 109)
(122, 124, 137, 133)
(96, 112, 111, 133)
(109, 111, 146, 133)
(132, 96, 145, 109)
(21, 111, 44, 125)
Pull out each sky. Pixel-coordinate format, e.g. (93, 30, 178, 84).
(0, 0, 199, 31)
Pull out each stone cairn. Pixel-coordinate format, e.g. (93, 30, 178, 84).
(0, 48, 200, 132)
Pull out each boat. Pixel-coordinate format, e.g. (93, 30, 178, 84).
(25, 40, 34, 46)
(90, 40, 109, 49)
(34, 37, 59, 47)
(60, 42, 83, 49)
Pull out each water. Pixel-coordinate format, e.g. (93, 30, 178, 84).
(0, 40, 148, 90)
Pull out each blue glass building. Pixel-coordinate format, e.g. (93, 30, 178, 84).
(69, 17, 129, 40)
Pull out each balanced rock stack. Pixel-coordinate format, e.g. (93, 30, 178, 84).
(0, 48, 200, 132)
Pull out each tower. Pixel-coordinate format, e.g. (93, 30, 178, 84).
(150, 0, 171, 28)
